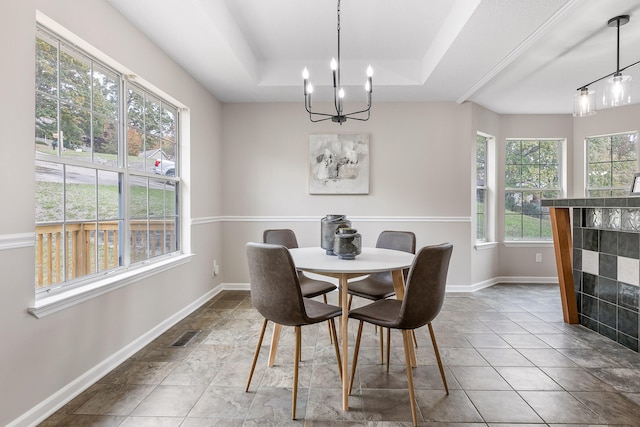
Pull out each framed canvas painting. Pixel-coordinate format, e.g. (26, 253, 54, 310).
(308, 133, 369, 194)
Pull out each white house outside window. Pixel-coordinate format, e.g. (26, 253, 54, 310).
(35, 26, 180, 293)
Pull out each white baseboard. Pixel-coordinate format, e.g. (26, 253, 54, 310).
(223, 277, 559, 294)
(9, 284, 223, 427)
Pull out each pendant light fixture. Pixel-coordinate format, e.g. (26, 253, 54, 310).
(302, 0, 373, 124)
(574, 15, 640, 117)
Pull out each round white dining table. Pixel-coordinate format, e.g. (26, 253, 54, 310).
(278, 246, 415, 410)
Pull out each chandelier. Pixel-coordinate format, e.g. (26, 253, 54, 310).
(302, 0, 373, 124)
(574, 15, 640, 117)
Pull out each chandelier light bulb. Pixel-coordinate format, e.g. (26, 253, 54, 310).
(330, 58, 338, 71)
(302, 67, 309, 79)
(573, 88, 596, 117)
(367, 65, 373, 77)
(307, 83, 314, 94)
(338, 88, 345, 98)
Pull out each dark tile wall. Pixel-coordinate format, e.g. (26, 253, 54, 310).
(572, 207, 640, 352)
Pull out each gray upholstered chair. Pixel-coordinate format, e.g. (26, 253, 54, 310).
(347, 230, 416, 364)
(263, 229, 337, 302)
(244, 242, 342, 420)
(348, 243, 453, 426)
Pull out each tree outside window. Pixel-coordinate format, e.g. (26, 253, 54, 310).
(504, 139, 562, 240)
(35, 26, 180, 291)
(586, 132, 638, 197)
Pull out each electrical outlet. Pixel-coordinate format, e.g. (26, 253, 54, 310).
(535, 253, 542, 263)
(213, 260, 220, 276)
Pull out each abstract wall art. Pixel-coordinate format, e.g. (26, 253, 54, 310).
(308, 133, 369, 194)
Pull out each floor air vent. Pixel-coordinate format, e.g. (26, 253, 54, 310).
(171, 330, 201, 347)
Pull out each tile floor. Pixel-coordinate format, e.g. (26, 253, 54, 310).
(40, 283, 640, 426)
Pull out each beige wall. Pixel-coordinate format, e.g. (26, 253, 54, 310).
(1, 1, 223, 425)
(221, 101, 475, 289)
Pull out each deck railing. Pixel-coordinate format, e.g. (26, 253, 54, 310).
(35, 220, 175, 288)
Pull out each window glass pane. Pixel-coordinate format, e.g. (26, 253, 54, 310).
(505, 165, 521, 188)
(162, 105, 177, 142)
(522, 215, 542, 240)
(149, 180, 166, 218)
(97, 170, 120, 220)
(35, 160, 64, 223)
(505, 191, 522, 214)
(65, 165, 97, 222)
(505, 140, 521, 164)
(505, 213, 523, 239)
(129, 219, 149, 263)
(36, 33, 58, 96)
(539, 163, 559, 188)
(145, 95, 162, 136)
(588, 162, 611, 188)
(539, 140, 559, 164)
(127, 126, 145, 171)
(129, 175, 148, 219)
(60, 46, 91, 110)
(96, 220, 120, 273)
(521, 140, 540, 165)
(93, 116, 119, 161)
(60, 103, 91, 159)
(93, 65, 119, 120)
(165, 218, 177, 253)
(521, 164, 540, 188)
(612, 133, 637, 161)
(588, 137, 610, 162)
(35, 93, 58, 154)
(612, 160, 636, 188)
(127, 87, 145, 129)
(541, 214, 552, 239)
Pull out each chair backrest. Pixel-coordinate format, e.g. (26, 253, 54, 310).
(246, 242, 310, 326)
(373, 231, 416, 281)
(376, 231, 416, 254)
(397, 243, 453, 329)
(263, 229, 299, 249)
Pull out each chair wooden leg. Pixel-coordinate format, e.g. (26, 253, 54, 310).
(347, 294, 353, 310)
(349, 320, 364, 395)
(292, 326, 301, 419)
(386, 327, 391, 372)
(379, 326, 384, 364)
(402, 330, 418, 426)
(412, 330, 418, 348)
(428, 322, 448, 394)
(246, 318, 268, 392)
(329, 318, 342, 381)
(325, 294, 333, 345)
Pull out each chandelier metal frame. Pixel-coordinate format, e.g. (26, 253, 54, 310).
(302, 0, 373, 124)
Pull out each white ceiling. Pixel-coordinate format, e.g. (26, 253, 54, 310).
(106, 0, 640, 114)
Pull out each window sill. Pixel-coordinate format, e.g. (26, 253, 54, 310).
(474, 241, 498, 250)
(29, 253, 194, 319)
(503, 241, 554, 248)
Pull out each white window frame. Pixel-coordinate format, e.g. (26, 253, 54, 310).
(475, 132, 496, 248)
(30, 13, 192, 318)
(503, 138, 565, 242)
(585, 131, 639, 197)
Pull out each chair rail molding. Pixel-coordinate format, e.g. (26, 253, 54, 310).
(0, 232, 35, 251)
